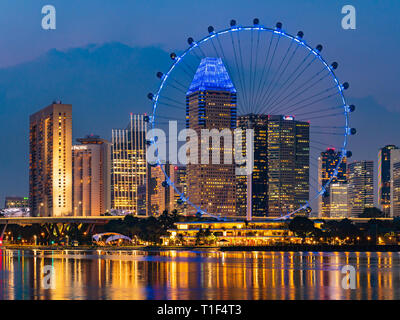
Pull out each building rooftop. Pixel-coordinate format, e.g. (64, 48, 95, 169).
(187, 57, 236, 95)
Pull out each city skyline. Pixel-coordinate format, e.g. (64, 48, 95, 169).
(1, 2, 400, 208)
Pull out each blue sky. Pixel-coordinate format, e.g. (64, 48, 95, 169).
(0, 0, 399, 207)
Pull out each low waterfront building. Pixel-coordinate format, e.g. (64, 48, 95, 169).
(5, 196, 29, 209)
(162, 220, 302, 246)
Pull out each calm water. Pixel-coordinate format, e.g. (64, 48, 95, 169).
(0, 248, 399, 300)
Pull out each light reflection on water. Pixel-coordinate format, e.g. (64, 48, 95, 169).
(0, 249, 398, 300)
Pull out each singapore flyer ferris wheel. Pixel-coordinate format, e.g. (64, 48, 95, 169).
(147, 19, 356, 220)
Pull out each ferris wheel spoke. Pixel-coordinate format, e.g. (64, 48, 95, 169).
(256, 38, 295, 112)
(169, 78, 190, 93)
(294, 104, 344, 118)
(267, 57, 321, 114)
(277, 71, 332, 108)
(311, 125, 347, 130)
(249, 29, 261, 113)
(248, 29, 255, 113)
(297, 111, 344, 122)
(253, 33, 282, 114)
(263, 51, 312, 113)
(310, 130, 345, 136)
(157, 101, 185, 111)
(309, 139, 338, 150)
(236, 31, 251, 113)
(227, 32, 248, 114)
(261, 44, 300, 110)
(210, 36, 246, 116)
(252, 31, 275, 114)
(279, 90, 339, 116)
(266, 66, 329, 115)
(215, 35, 247, 115)
(167, 82, 188, 95)
(195, 43, 208, 59)
(155, 114, 180, 121)
(190, 46, 205, 63)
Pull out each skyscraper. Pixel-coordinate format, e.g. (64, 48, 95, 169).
(378, 145, 398, 216)
(148, 164, 187, 216)
(347, 160, 374, 217)
(29, 102, 72, 217)
(111, 114, 147, 214)
(148, 164, 173, 216)
(329, 183, 348, 218)
(186, 57, 237, 216)
(72, 135, 111, 216)
(317, 148, 347, 217)
(173, 165, 187, 215)
(236, 114, 268, 218)
(267, 115, 309, 217)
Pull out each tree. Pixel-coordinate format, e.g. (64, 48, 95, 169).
(288, 217, 317, 243)
(195, 228, 206, 245)
(176, 233, 184, 245)
(360, 207, 385, 218)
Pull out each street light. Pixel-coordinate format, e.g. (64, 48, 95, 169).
(33, 235, 37, 246)
(39, 202, 44, 216)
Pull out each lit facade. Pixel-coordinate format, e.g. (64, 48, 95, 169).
(236, 114, 268, 218)
(147, 164, 187, 216)
(317, 148, 347, 217)
(148, 164, 173, 216)
(173, 165, 187, 215)
(329, 183, 348, 218)
(29, 102, 72, 217)
(4, 197, 29, 209)
(111, 114, 147, 214)
(347, 161, 374, 217)
(378, 145, 398, 216)
(186, 57, 237, 216)
(163, 220, 302, 246)
(72, 135, 111, 216)
(267, 115, 309, 216)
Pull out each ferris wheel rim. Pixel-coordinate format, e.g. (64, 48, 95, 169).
(149, 23, 351, 220)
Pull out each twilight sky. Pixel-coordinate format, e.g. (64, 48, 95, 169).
(0, 0, 399, 207)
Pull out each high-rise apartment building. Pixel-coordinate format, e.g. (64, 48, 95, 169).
(236, 114, 268, 218)
(317, 148, 347, 217)
(267, 115, 309, 216)
(347, 160, 374, 217)
(378, 145, 398, 216)
(186, 57, 237, 216)
(29, 102, 72, 217)
(111, 114, 147, 214)
(72, 135, 111, 216)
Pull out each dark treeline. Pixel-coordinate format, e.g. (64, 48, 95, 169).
(289, 215, 400, 244)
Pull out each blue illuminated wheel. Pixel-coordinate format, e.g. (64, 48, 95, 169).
(147, 19, 355, 220)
